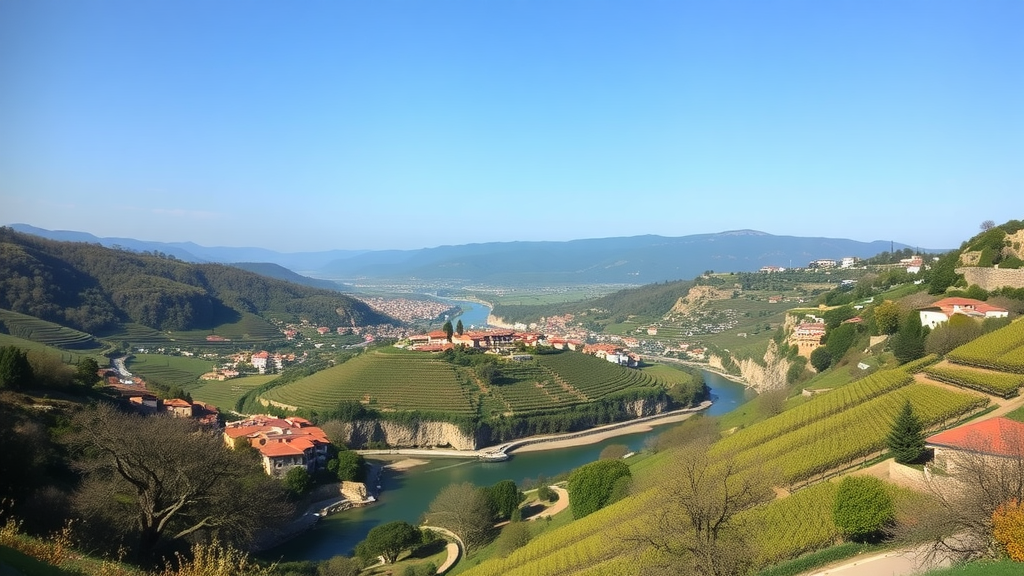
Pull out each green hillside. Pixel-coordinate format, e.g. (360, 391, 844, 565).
(457, 361, 988, 576)
(252, 347, 705, 438)
(0, 227, 396, 334)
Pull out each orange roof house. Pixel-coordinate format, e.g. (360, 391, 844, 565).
(927, 418, 1024, 472)
(919, 297, 1009, 330)
(223, 415, 332, 477)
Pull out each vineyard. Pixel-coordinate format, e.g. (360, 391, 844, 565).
(105, 314, 282, 350)
(0, 308, 104, 351)
(257, 348, 687, 418)
(186, 374, 276, 411)
(924, 363, 1024, 398)
(258, 350, 478, 414)
(946, 319, 1024, 374)
(127, 354, 216, 387)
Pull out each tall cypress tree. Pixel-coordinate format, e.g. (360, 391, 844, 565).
(887, 400, 925, 464)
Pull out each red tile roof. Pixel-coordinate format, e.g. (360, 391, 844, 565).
(927, 417, 1024, 458)
(925, 298, 1008, 316)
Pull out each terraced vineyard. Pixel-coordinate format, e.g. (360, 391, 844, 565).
(258, 348, 684, 417)
(107, 314, 282, 349)
(0, 309, 104, 351)
(187, 374, 276, 411)
(127, 354, 216, 387)
(947, 319, 1024, 373)
(259, 349, 478, 414)
(925, 363, 1024, 398)
(0, 332, 98, 365)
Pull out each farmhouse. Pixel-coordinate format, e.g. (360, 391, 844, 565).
(223, 415, 331, 478)
(918, 297, 1009, 330)
(926, 417, 1024, 473)
(790, 321, 826, 357)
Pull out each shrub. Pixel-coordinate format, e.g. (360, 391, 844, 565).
(832, 476, 895, 542)
(567, 459, 631, 519)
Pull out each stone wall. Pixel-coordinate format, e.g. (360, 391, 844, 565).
(341, 420, 480, 450)
(956, 267, 1024, 291)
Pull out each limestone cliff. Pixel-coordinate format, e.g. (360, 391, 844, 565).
(624, 397, 670, 418)
(710, 340, 791, 394)
(669, 285, 733, 316)
(340, 420, 480, 450)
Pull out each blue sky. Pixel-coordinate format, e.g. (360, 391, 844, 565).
(2, 0, 1022, 252)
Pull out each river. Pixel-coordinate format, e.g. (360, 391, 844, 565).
(263, 370, 749, 562)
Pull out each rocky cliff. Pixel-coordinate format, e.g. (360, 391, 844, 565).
(340, 420, 480, 450)
(710, 339, 791, 394)
(624, 397, 671, 418)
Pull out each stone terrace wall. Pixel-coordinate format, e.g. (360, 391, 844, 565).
(956, 267, 1024, 291)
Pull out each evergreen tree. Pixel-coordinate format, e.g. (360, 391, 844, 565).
(0, 346, 33, 390)
(442, 320, 454, 342)
(456, 319, 464, 336)
(887, 400, 925, 464)
(891, 311, 926, 364)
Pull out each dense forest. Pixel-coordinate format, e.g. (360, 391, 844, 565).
(0, 228, 396, 332)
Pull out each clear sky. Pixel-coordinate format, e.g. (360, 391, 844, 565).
(1, 0, 1021, 252)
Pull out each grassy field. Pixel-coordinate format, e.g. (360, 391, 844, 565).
(186, 374, 275, 412)
(0, 308, 105, 351)
(127, 354, 216, 387)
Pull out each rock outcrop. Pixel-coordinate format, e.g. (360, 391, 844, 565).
(340, 420, 480, 450)
(624, 397, 670, 418)
(713, 340, 791, 394)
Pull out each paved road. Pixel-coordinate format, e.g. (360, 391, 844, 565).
(802, 545, 951, 576)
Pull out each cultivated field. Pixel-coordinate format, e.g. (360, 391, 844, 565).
(127, 353, 216, 387)
(0, 308, 104, 351)
(257, 348, 680, 416)
(187, 374, 276, 412)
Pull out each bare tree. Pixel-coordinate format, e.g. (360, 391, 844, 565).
(65, 403, 293, 561)
(426, 482, 493, 552)
(896, 423, 1024, 562)
(629, 418, 776, 576)
(980, 220, 996, 231)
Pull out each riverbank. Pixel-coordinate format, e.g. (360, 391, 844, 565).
(510, 407, 705, 453)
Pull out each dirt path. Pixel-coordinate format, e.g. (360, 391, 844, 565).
(799, 543, 951, 576)
(529, 486, 570, 520)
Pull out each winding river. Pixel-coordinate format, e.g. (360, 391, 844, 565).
(264, 371, 749, 562)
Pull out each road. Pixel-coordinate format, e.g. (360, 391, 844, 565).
(801, 544, 951, 576)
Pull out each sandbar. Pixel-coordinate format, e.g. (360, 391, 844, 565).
(509, 410, 702, 454)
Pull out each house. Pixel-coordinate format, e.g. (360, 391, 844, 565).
(163, 398, 193, 418)
(841, 257, 857, 269)
(760, 266, 786, 273)
(317, 326, 330, 335)
(223, 415, 331, 478)
(809, 259, 837, 269)
(918, 298, 1009, 330)
(251, 351, 270, 373)
(927, 417, 1024, 473)
(790, 322, 827, 357)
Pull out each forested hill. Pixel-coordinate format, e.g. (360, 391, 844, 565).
(0, 228, 395, 333)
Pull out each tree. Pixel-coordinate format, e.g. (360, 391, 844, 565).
(317, 555, 363, 576)
(442, 321, 454, 342)
(993, 499, 1024, 561)
(824, 323, 858, 364)
(328, 449, 366, 482)
(926, 315, 984, 356)
(567, 459, 632, 519)
(74, 357, 101, 387)
(832, 476, 895, 542)
(456, 319, 464, 336)
(599, 444, 630, 460)
(891, 311, 927, 364)
(810, 347, 832, 373)
(887, 400, 925, 464)
(355, 521, 421, 564)
(284, 466, 311, 497)
(494, 522, 532, 557)
(631, 417, 775, 576)
(485, 480, 525, 521)
(874, 301, 902, 336)
(426, 482, 493, 551)
(0, 345, 33, 390)
(895, 422, 1024, 562)
(64, 403, 293, 561)
(981, 220, 996, 231)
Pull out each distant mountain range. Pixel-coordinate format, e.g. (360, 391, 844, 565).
(8, 224, 938, 286)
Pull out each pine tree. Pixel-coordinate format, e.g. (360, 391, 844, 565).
(442, 320, 454, 342)
(887, 400, 925, 464)
(456, 319, 464, 336)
